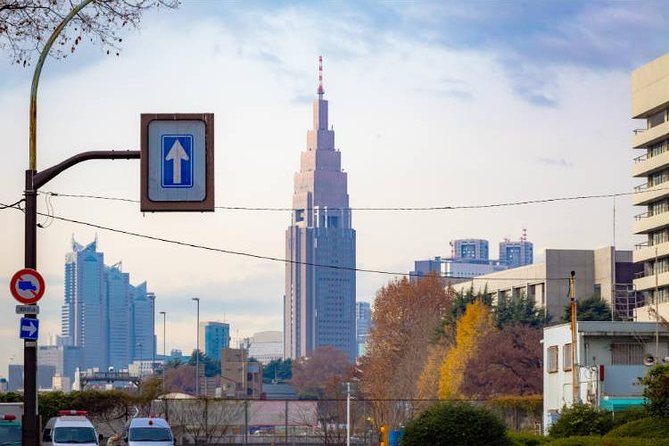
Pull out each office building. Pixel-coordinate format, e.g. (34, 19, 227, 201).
(247, 331, 282, 364)
(499, 229, 533, 268)
(38, 345, 83, 384)
(411, 256, 508, 282)
(355, 302, 371, 357)
(220, 348, 263, 399)
(8, 364, 55, 391)
(631, 53, 669, 319)
(452, 239, 489, 261)
(199, 321, 231, 362)
(61, 238, 155, 372)
(453, 247, 639, 320)
(284, 57, 357, 361)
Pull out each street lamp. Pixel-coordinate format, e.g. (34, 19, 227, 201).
(159, 311, 167, 357)
(137, 342, 143, 377)
(192, 297, 200, 397)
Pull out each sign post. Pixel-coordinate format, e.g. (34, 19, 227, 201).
(140, 113, 215, 212)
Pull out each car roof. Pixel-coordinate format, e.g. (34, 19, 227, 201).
(53, 416, 95, 428)
(128, 418, 170, 429)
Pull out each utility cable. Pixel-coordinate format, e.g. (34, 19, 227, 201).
(1, 199, 600, 282)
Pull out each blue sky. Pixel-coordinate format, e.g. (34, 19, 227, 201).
(0, 0, 666, 370)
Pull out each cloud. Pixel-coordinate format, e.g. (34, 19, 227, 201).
(538, 157, 574, 168)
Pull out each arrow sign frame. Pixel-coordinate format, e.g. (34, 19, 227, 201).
(19, 317, 39, 341)
(10, 268, 45, 304)
(141, 113, 215, 212)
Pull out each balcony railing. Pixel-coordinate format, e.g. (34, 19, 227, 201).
(635, 241, 649, 250)
(634, 153, 648, 163)
(635, 211, 649, 221)
(635, 183, 650, 192)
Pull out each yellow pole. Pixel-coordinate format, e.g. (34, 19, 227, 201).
(570, 271, 578, 405)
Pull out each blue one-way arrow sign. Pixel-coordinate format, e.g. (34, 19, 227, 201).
(19, 317, 39, 341)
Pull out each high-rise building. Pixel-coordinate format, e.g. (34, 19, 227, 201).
(247, 331, 282, 364)
(284, 57, 357, 361)
(37, 345, 83, 385)
(355, 302, 371, 357)
(452, 239, 489, 261)
(61, 238, 155, 372)
(199, 321, 230, 362)
(632, 53, 669, 315)
(499, 230, 533, 268)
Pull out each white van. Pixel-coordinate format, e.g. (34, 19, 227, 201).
(44, 411, 102, 446)
(125, 418, 174, 446)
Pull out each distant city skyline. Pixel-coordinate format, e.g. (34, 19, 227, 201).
(1, 1, 666, 373)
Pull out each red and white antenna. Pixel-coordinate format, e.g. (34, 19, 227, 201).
(317, 55, 324, 96)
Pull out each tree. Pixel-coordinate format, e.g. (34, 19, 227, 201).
(188, 350, 220, 377)
(291, 346, 351, 398)
(548, 404, 614, 438)
(439, 301, 494, 399)
(562, 295, 612, 322)
(0, 0, 177, 66)
(163, 364, 196, 395)
(642, 364, 669, 418)
(359, 275, 453, 429)
(460, 324, 542, 398)
(402, 402, 510, 446)
(494, 292, 548, 328)
(262, 358, 292, 383)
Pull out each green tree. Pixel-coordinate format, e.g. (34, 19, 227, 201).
(263, 359, 292, 383)
(562, 295, 612, 322)
(642, 364, 669, 417)
(402, 402, 510, 446)
(548, 404, 614, 438)
(494, 292, 548, 328)
(188, 350, 220, 377)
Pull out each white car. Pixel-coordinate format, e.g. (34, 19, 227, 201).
(46, 411, 101, 446)
(125, 418, 174, 446)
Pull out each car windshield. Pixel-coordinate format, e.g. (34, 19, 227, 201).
(53, 427, 97, 444)
(0, 425, 21, 445)
(128, 428, 172, 442)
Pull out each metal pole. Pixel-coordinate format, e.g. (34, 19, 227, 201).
(656, 247, 660, 361)
(160, 312, 167, 356)
(346, 382, 351, 446)
(192, 298, 200, 397)
(570, 271, 578, 405)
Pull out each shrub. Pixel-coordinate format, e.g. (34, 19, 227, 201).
(610, 406, 648, 428)
(548, 404, 614, 438)
(401, 401, 509, 446)
(508, 431, 550, 445)
(546, 437, 669, 446)
(604, 417, 669, 438)
(642, 364, 669, 417)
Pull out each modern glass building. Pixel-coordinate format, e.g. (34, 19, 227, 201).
(61, 238, 155, 372)
(199, 321, 230, 362)
(355, 302, 371, 357)
(499, 240, 534, 268)
(284, 58, 357, 361)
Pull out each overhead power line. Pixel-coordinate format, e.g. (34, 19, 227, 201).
(38, 188, 645, 212)
(0, 199, 596, 283)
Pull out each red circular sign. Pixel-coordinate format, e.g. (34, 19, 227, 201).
(9, 268, 45, 304)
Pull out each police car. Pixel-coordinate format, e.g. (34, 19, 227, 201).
(0, 414, 21, 446)
(125, 418, 174, 446)
(43, 411, 101, 446)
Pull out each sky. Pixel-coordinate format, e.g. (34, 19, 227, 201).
(1, 0, 669, 374)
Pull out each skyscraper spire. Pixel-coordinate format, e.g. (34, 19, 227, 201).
(317, 55, 324, 97)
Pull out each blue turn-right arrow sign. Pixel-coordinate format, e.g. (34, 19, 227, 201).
(19, 317, 39, 340)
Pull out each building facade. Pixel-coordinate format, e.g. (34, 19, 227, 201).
(355, 302, 371, 357)
(632, 53, 669, 316)
(499, 239, 533, 268)
(220, 348, 263, 399)
(199, 321, 231, 362)
(543, 322, 669, 431)
(247, 331, 282, 364)
(61, 238, 155, 372)
(453, 247, 639, 320)
(452, 239, 489, 261)
(284, 58, 357, 361)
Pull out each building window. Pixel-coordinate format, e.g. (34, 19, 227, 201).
(611, 343, 644, 365)
(563, 343, 573, 371)
(648, 109, 666, 129)
(547, 346, 558, 373)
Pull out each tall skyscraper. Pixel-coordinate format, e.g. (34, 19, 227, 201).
(355, 302, 371, 357)
(62, 238, 155, 372)
(284, 57, 357, 361)
(199, 321, 230, 362)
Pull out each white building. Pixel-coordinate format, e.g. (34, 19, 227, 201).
(543, 321, 669, 431)
(452, 247, 638, 320)
(248, 331, 282, 364)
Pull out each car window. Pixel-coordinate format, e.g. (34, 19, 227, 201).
(128, 428, 172, 442)
(53, 427, 97, 444)
(0, 425, 22, 445)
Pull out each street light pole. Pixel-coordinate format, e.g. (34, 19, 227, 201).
(160, 311, 167, 357)
(192, 298, 200, 397)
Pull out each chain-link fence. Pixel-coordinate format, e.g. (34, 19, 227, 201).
(144, 397, 541, 446)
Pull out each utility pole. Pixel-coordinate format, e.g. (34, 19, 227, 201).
(192, 297, 200, 397)
(346, 382, 351, 446)
(570, 271, 578, 405)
